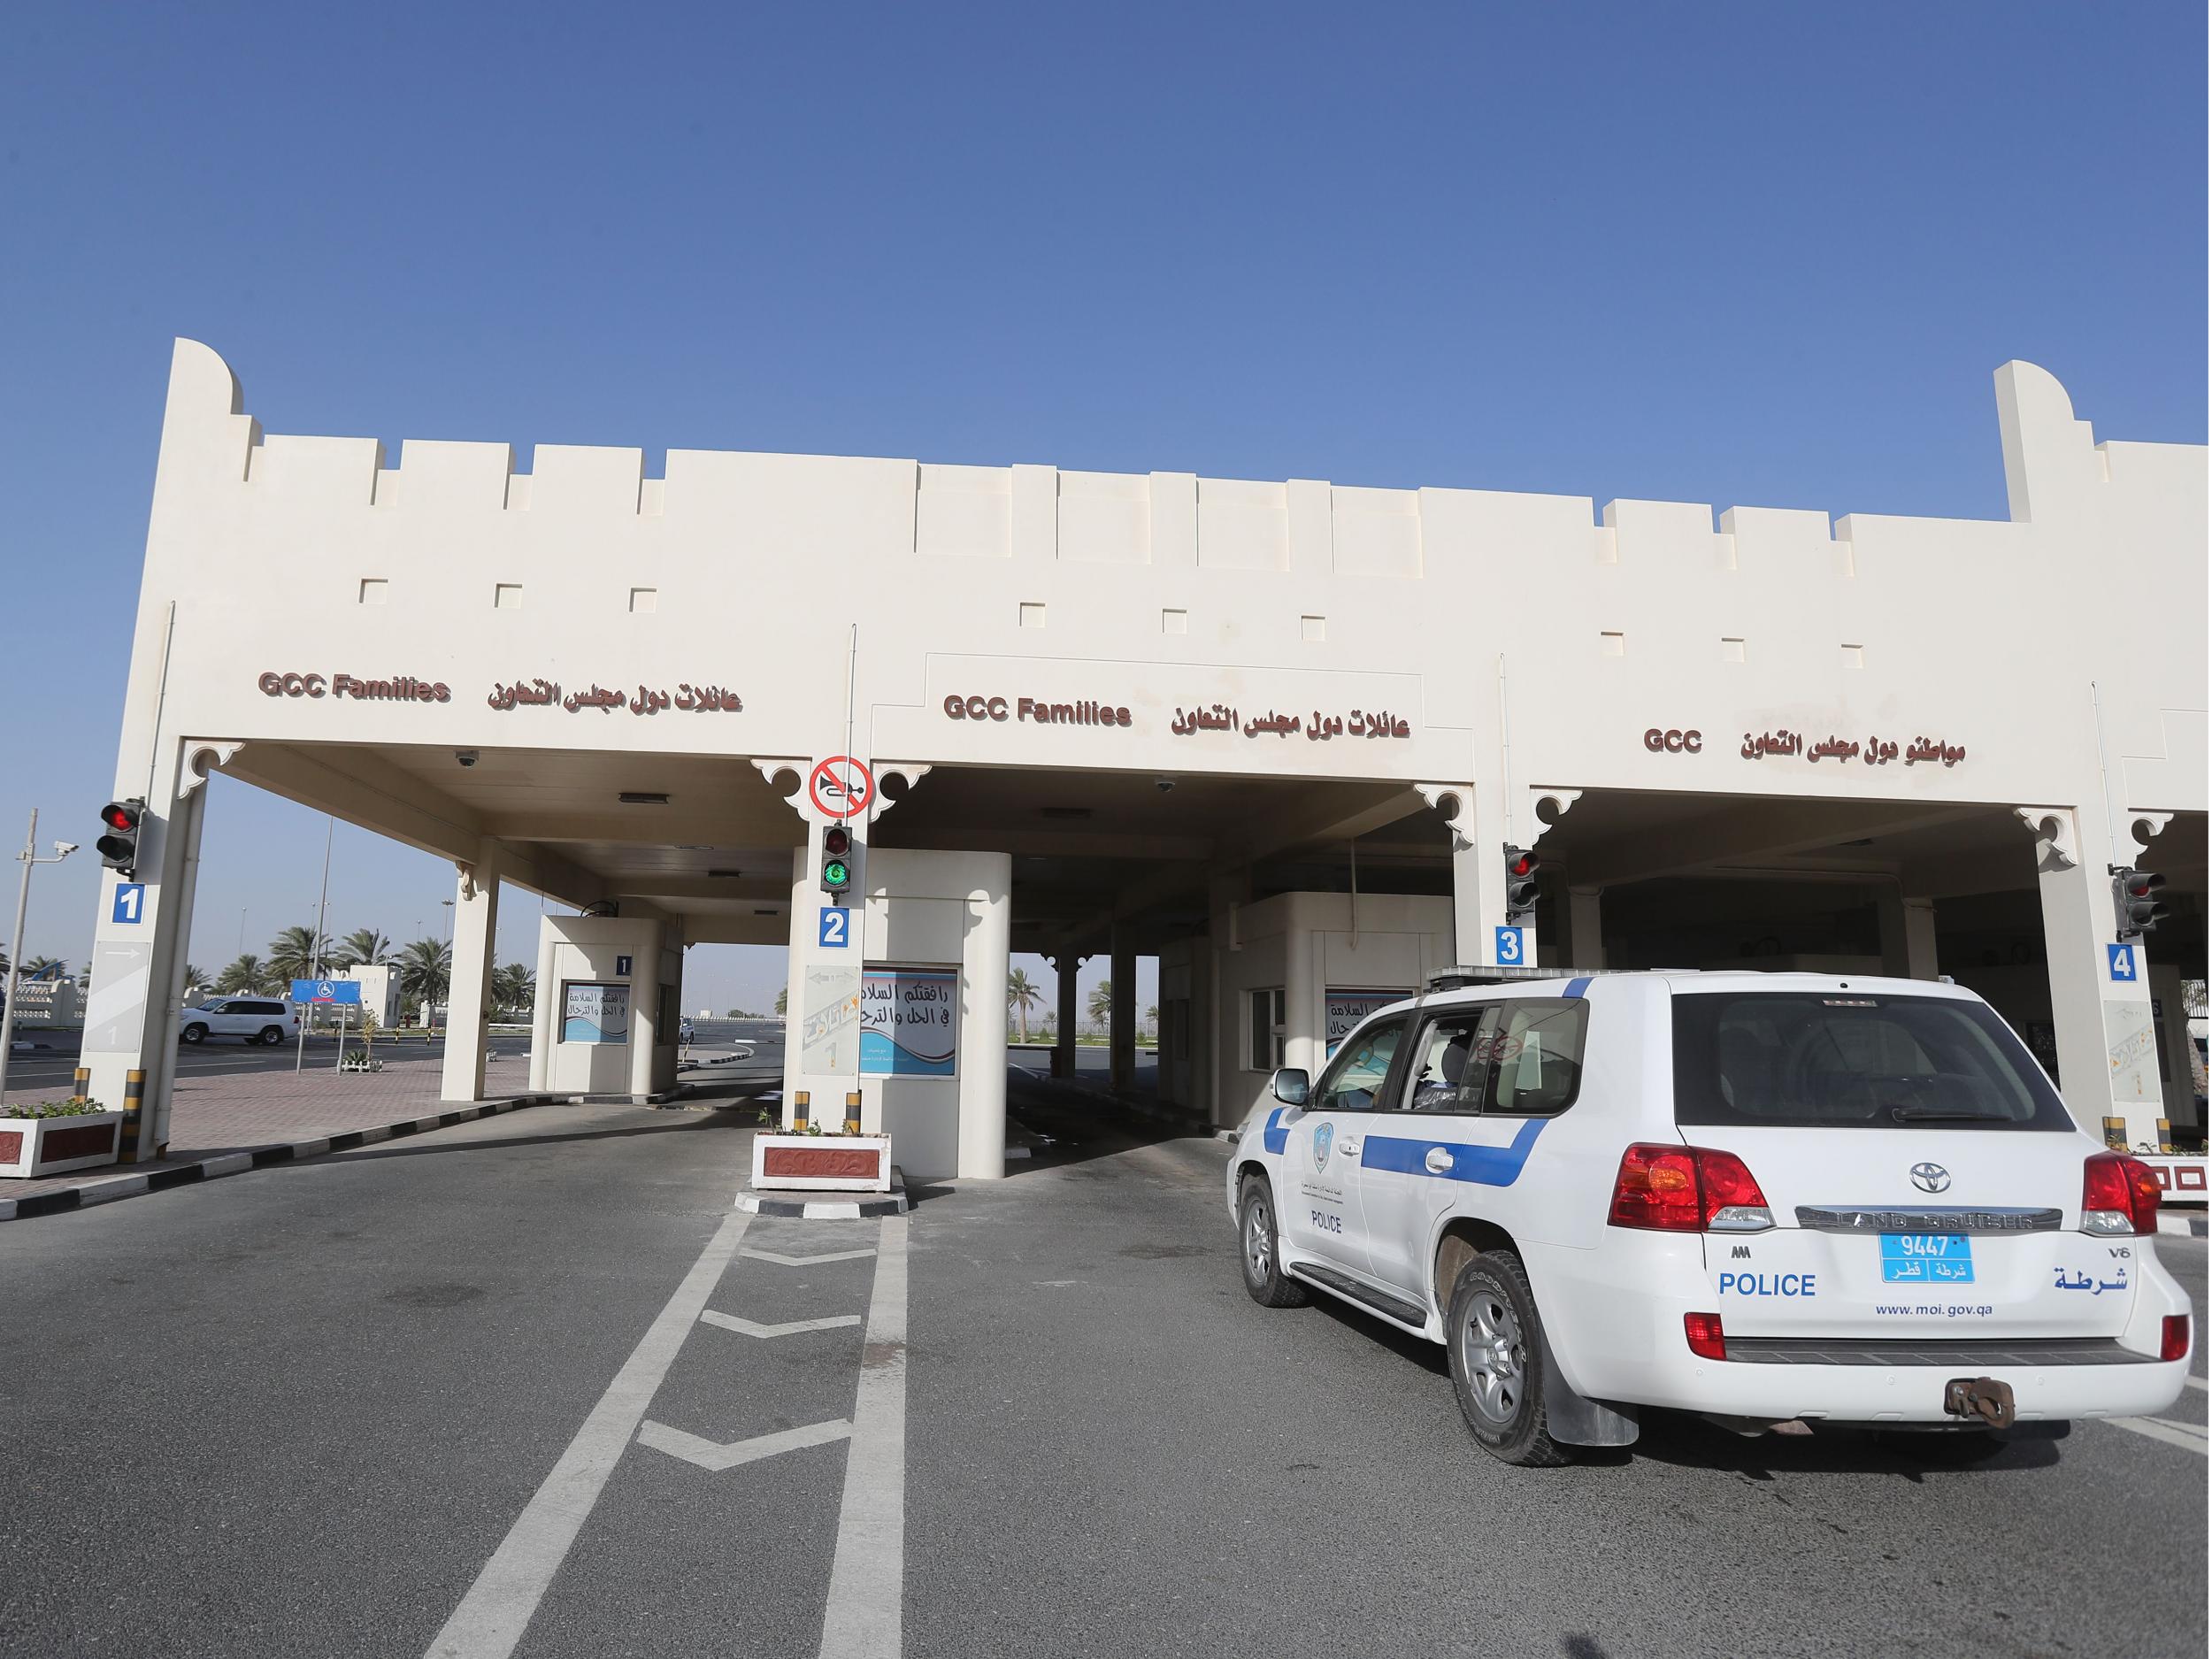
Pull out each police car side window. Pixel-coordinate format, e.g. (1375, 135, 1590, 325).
(1402, 1008, 1501, 1114)
(1483, 1000, 1590, 1117)
(1311, 1020, 1404, 1113)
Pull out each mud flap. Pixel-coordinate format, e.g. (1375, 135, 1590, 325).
(1537, 1320, 1640, 1447)
(1943, 1376, 2016, 1431)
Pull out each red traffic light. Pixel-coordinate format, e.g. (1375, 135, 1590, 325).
(101, 801, 140, 832)
(823, 824, 852, 856)
(1508, 850, 1538, 878)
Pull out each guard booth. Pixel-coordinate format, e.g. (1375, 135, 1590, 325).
(528, 914, 681, 1102)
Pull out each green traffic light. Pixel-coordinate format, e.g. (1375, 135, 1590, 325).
(824, 858, 850, 887)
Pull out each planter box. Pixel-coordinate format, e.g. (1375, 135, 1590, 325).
(0, 1111, 124, 1179)
(752, 1133, 893, 1193)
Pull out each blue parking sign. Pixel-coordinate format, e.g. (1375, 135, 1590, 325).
(819, 907, 850, 949)
(111, 883, 146, 925)
(2107, 942, 2138, 982)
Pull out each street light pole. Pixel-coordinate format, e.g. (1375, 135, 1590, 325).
(296, 814, 334, 1075)
(0, 810, 79, 1105)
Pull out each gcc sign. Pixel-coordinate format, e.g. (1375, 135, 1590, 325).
(1644, 726, 1701, 755)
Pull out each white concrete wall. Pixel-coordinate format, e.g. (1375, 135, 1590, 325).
(1208, 892, 1454, 1129)
(119, 343, 2203, 831)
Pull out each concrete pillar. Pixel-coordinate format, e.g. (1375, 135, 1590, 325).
(1878, 887, 1940, 979)
(81, 739, 210, 1163)
(1565, 885, 1604, 972)
(440, 841, 503, 1102)
(1444, 785, 1514, 968)
(780, 819, 864, 1130)
(527, 921, 559, 1094)
(1050, 954, 1079, 1079)
(2025, 809, 2162, 1147)
(1109, 926, 1136, 1091)
(956, 856, 1013, 1179)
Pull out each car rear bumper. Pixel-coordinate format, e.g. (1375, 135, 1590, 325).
(1529, 1236, 2194, 1424)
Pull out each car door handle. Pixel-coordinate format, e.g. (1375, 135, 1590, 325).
(1425, 1147, 1455, 1174)
(1338, 1138, 1361, 1157)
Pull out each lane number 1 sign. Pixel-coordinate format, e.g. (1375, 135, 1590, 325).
(111, 883, 146, 925)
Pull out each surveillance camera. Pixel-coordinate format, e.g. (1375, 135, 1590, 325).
(53, 841, 78, 856)
(456, 749, 480, 768)
(1156, 777, 1176, 793)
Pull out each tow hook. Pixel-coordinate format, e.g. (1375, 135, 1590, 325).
(1944, 1376, 2016, 1430)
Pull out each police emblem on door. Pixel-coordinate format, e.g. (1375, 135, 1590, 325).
(1312, 1122, 1334, 1172)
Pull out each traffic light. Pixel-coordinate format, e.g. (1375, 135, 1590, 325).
(96, 799, 143, 876)
(2112, 866, 2166, 940)
(819, 823, 854, 899)
(1502, 845, 1540, 927)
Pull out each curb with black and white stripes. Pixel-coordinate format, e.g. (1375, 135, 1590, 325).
(0, 1097, 547, 1223)
(735, 1179, 910, 1220)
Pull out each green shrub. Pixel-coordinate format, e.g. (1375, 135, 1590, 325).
(4, 1095, 107, 1120)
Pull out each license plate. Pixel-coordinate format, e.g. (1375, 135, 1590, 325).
(1880, 1233, 1974, 1284)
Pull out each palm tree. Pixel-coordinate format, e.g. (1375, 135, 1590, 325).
(21, 956, 65, 980)
(397, 937, 452, 1009)
(335, 928, 393, 969)
(267, 925, 330, 986)
(1007, 968, 1041, 1043)
(216, 954, 267, 994)
(1087, 979, 1113, 1034)
(181, 964, 206, 995)
(774, 986, 788, 1018)
(490, 962, 536, 1015)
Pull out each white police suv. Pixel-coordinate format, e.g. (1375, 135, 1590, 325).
(1227, 971, 2193, 1465)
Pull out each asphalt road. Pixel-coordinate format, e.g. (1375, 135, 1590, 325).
(0, 1083, 2202, 1658)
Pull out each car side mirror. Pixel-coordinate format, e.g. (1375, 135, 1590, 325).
(1271, 1067, 1310, 1107)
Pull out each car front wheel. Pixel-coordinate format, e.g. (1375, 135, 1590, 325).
(1237, 1178, 1308, 1309)
(1446, 1250, 1571, 1467)
(180, 1024, 206, 1044)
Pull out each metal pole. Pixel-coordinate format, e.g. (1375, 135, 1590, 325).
(0, 810, 38, 1104)
(296, 814, 334, 1074)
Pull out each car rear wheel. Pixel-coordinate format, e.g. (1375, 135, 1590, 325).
(1447, 1251, 1571, 1467)
(180, 1024, 206, 1044)
(1237, 1178, 1308, 1309)
(257, 1026, 285, 1046)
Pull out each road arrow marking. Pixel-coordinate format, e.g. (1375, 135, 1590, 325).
(699, 1310, 862, 1339)
(742, 1247, 878, 1266)
(637, 1417, 854, 1472)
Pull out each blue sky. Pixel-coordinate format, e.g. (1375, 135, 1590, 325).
(1, 2, 2203, 1017)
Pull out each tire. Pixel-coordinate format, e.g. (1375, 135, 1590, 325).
(180, 1024, 206, 1045)
(258, 1026, 286, 1046)
(1237, 1178, 1309, 1309)
(1446, 1250, 1572, 1467)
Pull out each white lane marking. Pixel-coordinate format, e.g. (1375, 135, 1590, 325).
(2183, 1375, 2206, 1393)
(744, 1247, 878, 1266)
(819, 1214, 908, 1659)
(425, 1209, 753, 1659)
(700, 1310, 862, 1339)
(638, 1417, 855, 1471)
(2104, 1415, 2209, 1455)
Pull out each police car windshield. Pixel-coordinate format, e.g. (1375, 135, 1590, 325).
(1671, 992, 2074, 1131)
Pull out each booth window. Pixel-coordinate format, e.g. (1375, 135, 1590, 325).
(1248, 987, 1286, 1071)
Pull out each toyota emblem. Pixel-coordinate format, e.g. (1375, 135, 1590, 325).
(1910, 1162, 1951, 1194)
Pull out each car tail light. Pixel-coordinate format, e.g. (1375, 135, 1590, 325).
(2081, 1153, 2162, 1235)
(1684, 1312, 1727, 1361)
(2160, 1316, 2191, 1363)
(1609, 1144, 1773, 1233)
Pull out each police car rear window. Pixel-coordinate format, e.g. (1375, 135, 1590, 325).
(1671, 992, 2073, 1131)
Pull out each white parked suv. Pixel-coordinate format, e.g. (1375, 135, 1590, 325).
(179, 996, 298, 1046)
(1227, 971, 2192, 1465)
